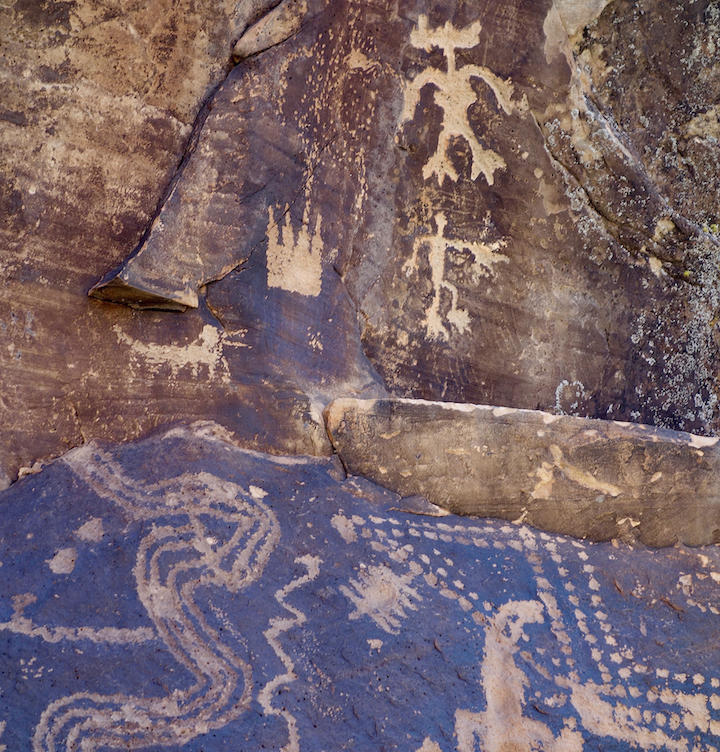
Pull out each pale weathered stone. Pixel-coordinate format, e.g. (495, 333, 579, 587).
(233, 0, 309, 61)
(326, 397, 720, 546)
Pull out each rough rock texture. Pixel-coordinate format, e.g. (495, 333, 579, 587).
(3, 1, 720, 748)
(326, 397, 720, 546)
(95, 0, 720, 442)
(3, 0, 720, 483)
(1, 0, 373, 486)
(3, 425, 720, 750)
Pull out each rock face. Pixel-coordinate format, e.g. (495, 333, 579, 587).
(96, 0, 720, 439)
(4, 1, 720, 749)
(3, 424, 720, 750)
(1, 0, 382, 485)
(326, 397, 720, 546)
(3, 0, 720, 483)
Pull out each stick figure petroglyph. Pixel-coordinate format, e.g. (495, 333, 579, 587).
(403, 212, 508, 341)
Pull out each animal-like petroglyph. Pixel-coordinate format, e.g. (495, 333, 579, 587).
(32, 445, 281, 751)
(403, 212, 508, 340)
(400, 14, 527, 186)
(453, 600, 584, 751)
(5, 433, 719, 751)
(332, 513, 720, 752)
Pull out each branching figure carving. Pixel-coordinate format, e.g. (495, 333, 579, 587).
(400, 14, 526, 185)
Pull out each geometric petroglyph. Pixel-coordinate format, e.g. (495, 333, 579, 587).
(5, 431, 720, 750)
(32, 444, 281, 751)
(259, 554, 321, 752)
(403, 212, 508, 340)
(266, 201, 325, 297)
(339, 562, 423, 634)
(400, 15, 527, 186)
(335, 512, 720, 752)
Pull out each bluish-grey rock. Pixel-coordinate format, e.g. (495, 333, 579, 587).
(2, 423, 720, 750)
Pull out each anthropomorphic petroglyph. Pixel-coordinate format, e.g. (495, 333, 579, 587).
(403, 212, 508, 340)
(400, 14, 527, 186)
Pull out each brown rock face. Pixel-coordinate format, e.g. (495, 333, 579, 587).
(97, 0, 720, 434)
(3, 0, 720, 486)
(326, 397, 720, 546)
(0, 0, 375, 483)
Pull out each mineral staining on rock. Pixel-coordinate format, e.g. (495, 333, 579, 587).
(3, 424, 720, 750)
(4, 1, 720, 747)
(326, 397, 720, 546)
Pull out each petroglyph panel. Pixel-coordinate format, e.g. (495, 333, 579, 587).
(2, 424, 720, 749)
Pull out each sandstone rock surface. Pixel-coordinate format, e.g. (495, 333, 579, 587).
(2, 424, 720, 750)
(3, 1, 720, 748)
(96, 0, 720, 440)
(3, 0, 720, 484)
(1, 0, 372, 485)
(326, 397, 720, 546)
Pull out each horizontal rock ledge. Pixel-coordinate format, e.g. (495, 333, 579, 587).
(325, 397, 720, 547)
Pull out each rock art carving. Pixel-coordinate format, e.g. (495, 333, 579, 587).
(32, 445, 281, 751)
(355, 512, 720, 752)
(399, 14, 526, 186)
(339, 562, 423, 634)
(266, 199, 325, 297)
(453, 600, 583, 752)
(403, 212, 508, 341)
(326, 397, 720, 546)
(258, 554, 321, 752)
(3, 426, 720, 749)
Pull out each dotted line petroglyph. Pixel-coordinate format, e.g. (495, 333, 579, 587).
(331, 511, 720, 751)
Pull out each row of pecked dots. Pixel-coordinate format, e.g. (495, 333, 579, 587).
(558, 538, 720, 735)
(550, 537, 627, 686)
(515, 526, 579, 679)
(369, 515, 528, 620)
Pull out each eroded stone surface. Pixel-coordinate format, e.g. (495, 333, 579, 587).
(0, 0, 382, 482)
(2, 423, 720, 750)
(95, 0, 720, 441)
(326, 397, 720, 546)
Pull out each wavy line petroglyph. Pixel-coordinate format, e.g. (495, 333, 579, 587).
(31, 444, 281, 751)
(400, 14, 527, 186)
(403, 212, 508, 341)
(258, 554, 321, 752)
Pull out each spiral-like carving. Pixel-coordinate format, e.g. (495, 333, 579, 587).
(33, 445, 280, 751)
